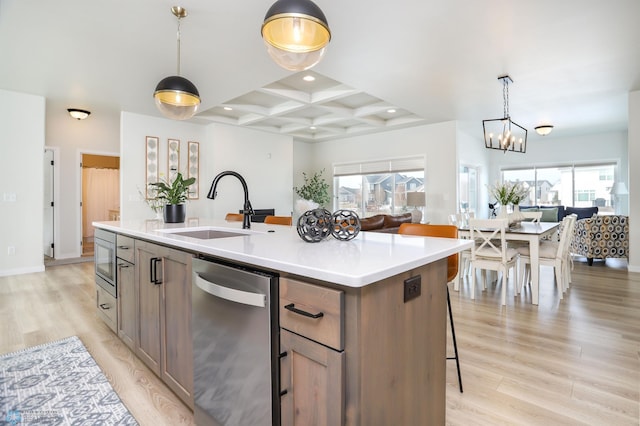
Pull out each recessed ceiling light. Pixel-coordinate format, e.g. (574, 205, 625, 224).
(387, 108, 396, 113)
(223, 106, 233, 111)
(303, 75, 315, 82)
(310, 126, 317, 130)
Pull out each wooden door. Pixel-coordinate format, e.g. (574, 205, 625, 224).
(117, 258, 136, 350)
(160, 246, 194, 407)
(135, 241, 162, 375)
(280, 329, 344, 426)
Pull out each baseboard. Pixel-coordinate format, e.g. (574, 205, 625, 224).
(627, 264, 640, 273)
(0, 265, 45, 277)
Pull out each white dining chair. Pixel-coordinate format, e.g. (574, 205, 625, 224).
(516, 214, 576, 299)
(520, 211, 542, 223)
(469, 218, 519, 305)
(448, 213, 471, 291)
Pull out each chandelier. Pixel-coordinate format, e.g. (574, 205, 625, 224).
(482, 75, 527, 153)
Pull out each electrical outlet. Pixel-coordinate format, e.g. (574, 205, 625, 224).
(7, 246, 16, 256)
(403, 275, 421, 302)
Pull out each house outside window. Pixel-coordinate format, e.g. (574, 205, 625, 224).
(334, 157, 425, 218)
(501, 163, 616, 213)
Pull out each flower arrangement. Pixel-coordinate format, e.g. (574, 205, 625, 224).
(488, 181, 528, 206)
(294, 169, 330, 206)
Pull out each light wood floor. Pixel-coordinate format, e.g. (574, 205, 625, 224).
(1, 259, 638, 425)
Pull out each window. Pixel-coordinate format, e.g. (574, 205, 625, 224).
(501, 163, 615, 212)
(334, 157, 425, 218)
(459, 165, 478, 215)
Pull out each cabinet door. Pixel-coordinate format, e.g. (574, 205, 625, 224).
(160, 246, 193, 407)
(117, 258, 136, 350)
(135, 241, 162, 375)
(280, 329, 344, 426)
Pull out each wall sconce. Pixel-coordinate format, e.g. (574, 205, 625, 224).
(67, 108, 91, 120)
(535, 125, 554, 136)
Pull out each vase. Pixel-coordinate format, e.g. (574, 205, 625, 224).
(164, 204, 186, 223)
(498, 206, 509, 220)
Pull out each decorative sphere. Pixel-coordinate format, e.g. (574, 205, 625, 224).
(297, 208, 333, 243)
(331, 210, 361, 241)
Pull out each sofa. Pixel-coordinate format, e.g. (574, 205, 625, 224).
(570, 215, 629, 265)
(359, 213, 413, 233)
(519, 205, 599, 222)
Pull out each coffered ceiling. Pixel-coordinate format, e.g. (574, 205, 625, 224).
(197, 71, 425, 142)
(1, 0, 639, 142)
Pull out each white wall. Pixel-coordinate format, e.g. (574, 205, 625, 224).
(120, 112, 209, 221)
(308, 122, 458, 225)
(0, 90, 45, 276)
(203, 124, 293, 218)
(120, 113, 294, 222)
(46, 100, 120, 258)
(628, 91, 639, 271)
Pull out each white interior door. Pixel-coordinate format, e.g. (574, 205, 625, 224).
(43, 149, 54, 258)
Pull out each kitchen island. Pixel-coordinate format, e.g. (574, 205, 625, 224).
(94, 218, 472, 425)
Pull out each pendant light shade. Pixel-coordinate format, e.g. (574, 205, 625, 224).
(153, 6, 200, 120)
(154, 75, 200, 120)
(262, 0, 331, 71)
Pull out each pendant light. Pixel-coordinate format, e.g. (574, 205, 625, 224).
(482, 75, 528, 153)
(154, 6, 200, 120)
(261, 0, 331, 71)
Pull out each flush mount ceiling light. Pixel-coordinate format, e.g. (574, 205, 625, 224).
(261, 0, 331, 71)
(482, 75, 528, 153)
(153, 6, 200, 120)
(67, 108, 91, 120)
(535, 125, 554, 136)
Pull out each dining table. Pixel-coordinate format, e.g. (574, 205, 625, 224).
(458, 221, 561, 305)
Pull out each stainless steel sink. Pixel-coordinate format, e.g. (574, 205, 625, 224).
(166, 230, 247, 240)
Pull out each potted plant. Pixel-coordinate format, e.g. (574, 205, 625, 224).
(148, 172, 196, 223)
(294, 169, 330, 214)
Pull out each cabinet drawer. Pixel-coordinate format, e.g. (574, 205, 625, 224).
(116, 234, 135, 263)
(96, 285, 117, 333)
(280, 278, 344, 351)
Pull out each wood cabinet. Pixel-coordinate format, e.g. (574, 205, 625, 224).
(117, 235, 136, 350)
(117, 258, 136, 350)
(135, 239, 194, 407)
(280, 258, 448, 425)
(96, 285, 117, 333)
(279, 278, 345, 426)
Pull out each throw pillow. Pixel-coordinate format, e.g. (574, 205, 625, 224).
(539, 207, 558, 222)
(360, 215, 385, 231)
(565, 206, 599, 220)
(383, 213, 412, 228)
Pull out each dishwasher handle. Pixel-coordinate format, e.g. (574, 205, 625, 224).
(194, 273, 266, 308)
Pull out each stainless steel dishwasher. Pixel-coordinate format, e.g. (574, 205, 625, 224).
(192, 257, 280, 426)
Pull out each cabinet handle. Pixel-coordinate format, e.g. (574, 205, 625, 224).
(279, 389, 288, 397)
(99, 303, 110, 310)
(118, 263, 129, 268)
(118, 245, 129, 250)
(284, 303, 324, 319)
(150, 257, 162, 284)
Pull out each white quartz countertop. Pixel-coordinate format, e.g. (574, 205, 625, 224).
(93, 218, 473, 288)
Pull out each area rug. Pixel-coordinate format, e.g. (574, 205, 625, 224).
(0, 336, 137, 425)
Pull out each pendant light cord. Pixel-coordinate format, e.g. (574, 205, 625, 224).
(503, 78, 509, 119)
(176, 16, 182, 76)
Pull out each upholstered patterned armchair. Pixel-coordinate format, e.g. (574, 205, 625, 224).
(571, 215, 629, 265)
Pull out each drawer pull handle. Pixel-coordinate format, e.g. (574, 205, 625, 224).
(118, 245, 129, 250)
(99, 303, 110, 310)
(284, 303, 324, 319)
(280, 389, 288, 397)
(118, 263, 129, 268)
(279, 352, 288, 359)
